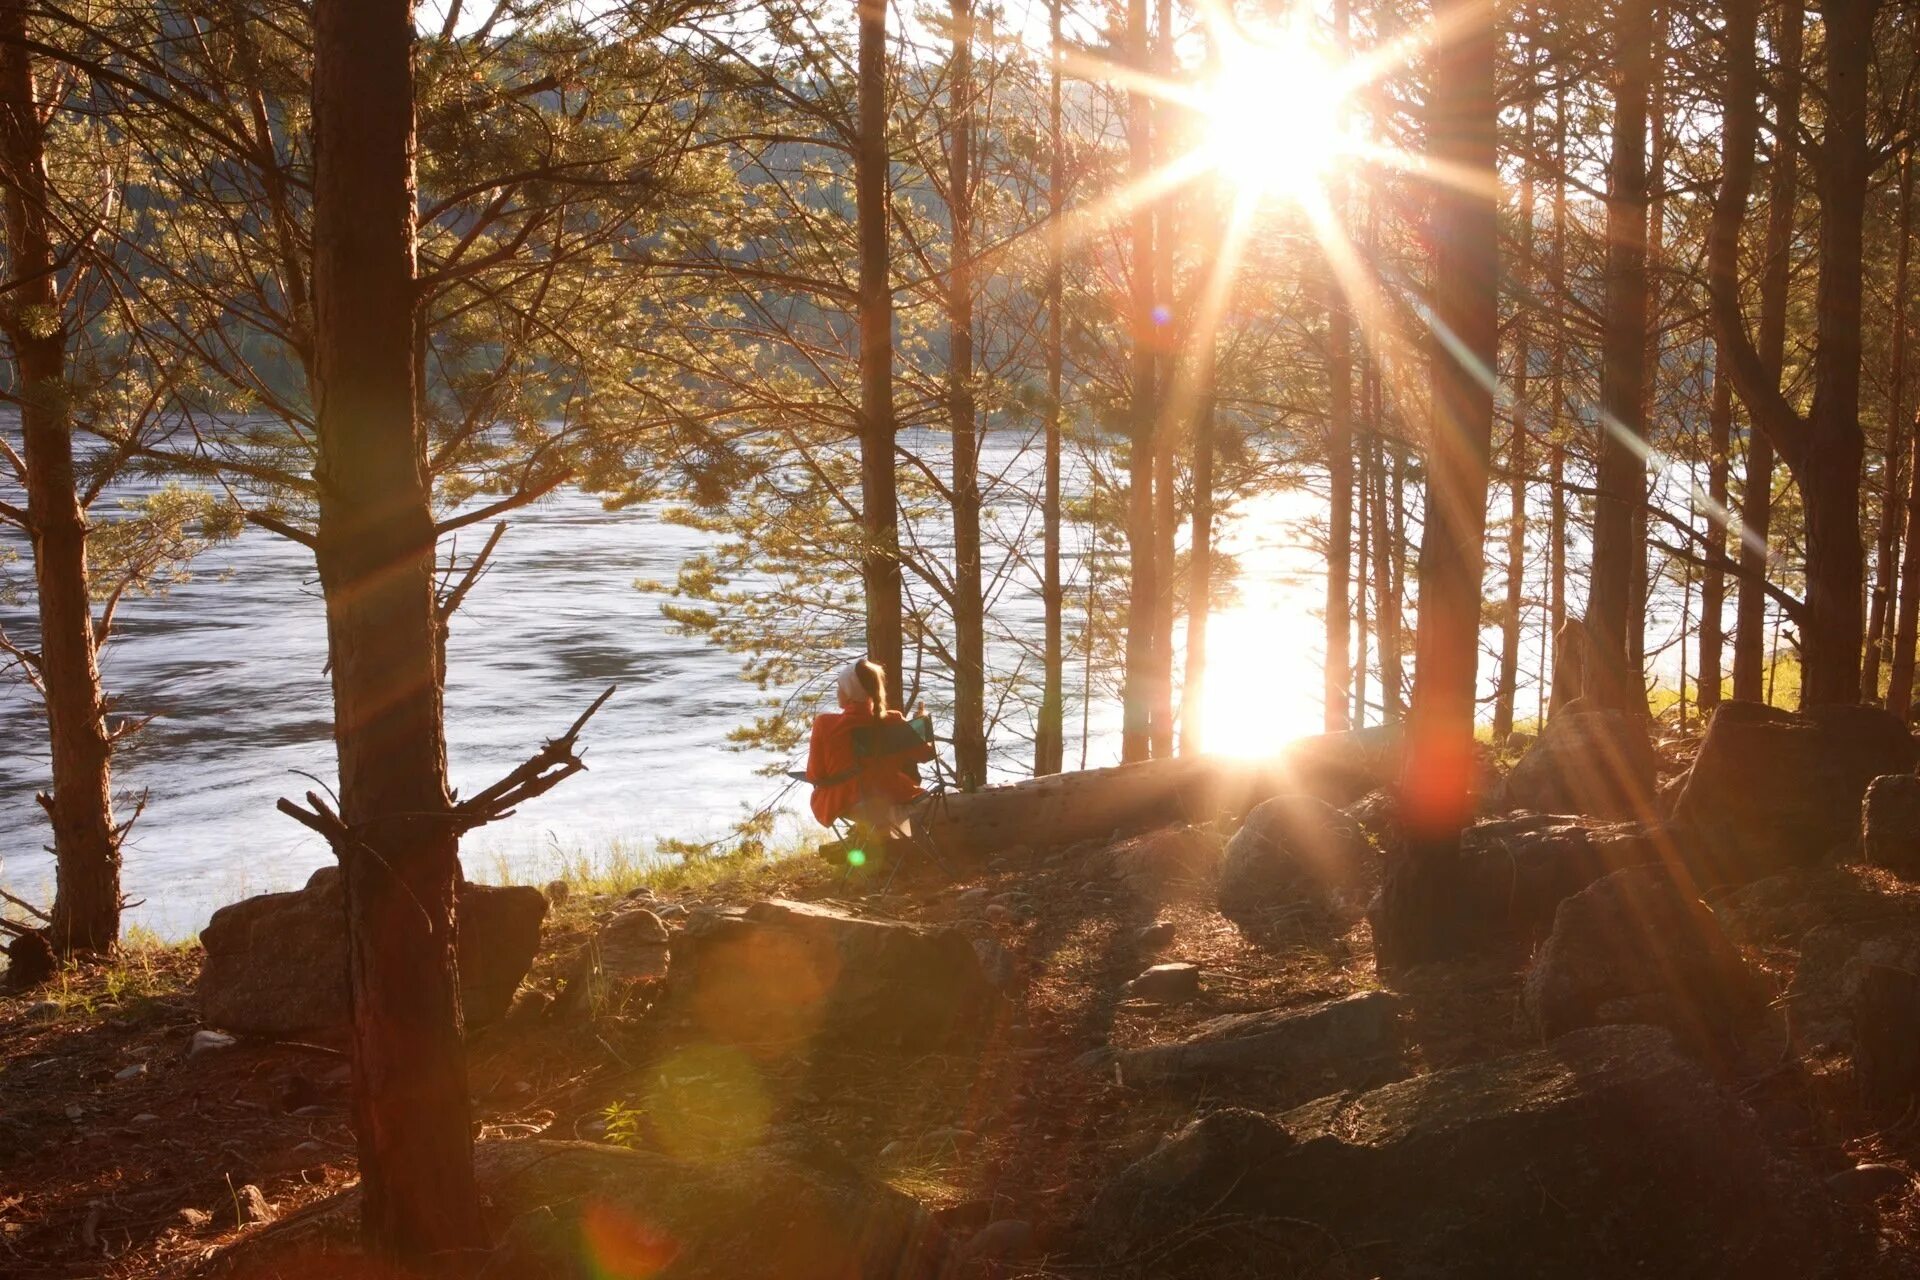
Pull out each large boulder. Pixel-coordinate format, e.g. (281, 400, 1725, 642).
(1370, 814, 1668, 960)
(202, 1139, 944, 1280)
(1501, 709, 1658, 820)
(662, 899, 996, 1054)
(1674, 700, 1917, 884)
(1084, 1025, 1859, 1278)
(1862, 773, 1920, 877)
(1218, 795, 1371, 918)
(1115, 991, 1402, 1100)
(1786, 917, 1920, 1051)
(197, 867, 545, 1040)
(1522, 865, 1762, 1045)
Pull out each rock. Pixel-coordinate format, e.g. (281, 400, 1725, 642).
(544, 879, 571, 905)
(984, 904, 1013, 924)
(1086, 1025, 1858, 1278)
(1785, 915, 1920, 1050)
(1502, 710, 1658, 820)
(1504, 730, 1537, 753)
(1072, 1047, 1116, 1074)
(1828, 1163, 1913, 1203)
(502, 989, 553, 1030)
(576, 908, 670, 986)
(1712, 867, 1884, 946)
(189, 1029, 236, 1057)
(198, 868, 547, 1040)
(1132, 920, 1175, 950)
(1522, 865, 1762, 1046)
(1126, 963, 1200, 1003)
(1675, 700, 1918, 884)
(1863, 773, 1920, 876)
(971, 938, 1016, 991)
(1371, 813, 1667, 959)
(178, 1207, 212, 1229)
(3, 930, 56, 991)
(955, 887, 993, 912)
(225, 1139, 945, 1279)
(131, 1113, 159, 1124)
(662, 899, 997, 1053)
(1105, 825, 1222, 899)
(1116, 991, 1402, 1097)
(955, 1219, 1035, 1271)
(1852, 963, 1920, 1115)
(24, 999, 59, 1020)
(114, 1062, 147, 1082)
(1218, 795, 1370, 918)
(235, 1184, 274, 1226)
(656, 903, 688, 920)
(1340, 789, 1399, 840)
(64, 1103, 83, 1121)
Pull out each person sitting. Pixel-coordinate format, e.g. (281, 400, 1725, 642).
(806, 659, 935, 855)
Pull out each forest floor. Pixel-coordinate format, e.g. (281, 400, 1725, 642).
(5, 768, 1920, 1277)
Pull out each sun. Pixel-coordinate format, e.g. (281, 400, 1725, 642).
(1198, 27, 1352, 201)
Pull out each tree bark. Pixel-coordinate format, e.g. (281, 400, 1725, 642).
(1147, 0, 1177, 760)
(1182, 389, 1214, 754)
(1120, 0, 1156, 763)
(310, 0, 480, 1255)
(857, 0, 903, 694)
(1885, 153, 1920, 715)
(1699, 355, 1732, 711)
(0, 0, 120, 956)
(946, 0, 985, 788)
(1730, 0, 1799, 703)
(1035, 0, 1066, 776)
(1546, 85, 1570, 716)
(1586, 0, 1652, 712)
(1379, 0, 1496, 967)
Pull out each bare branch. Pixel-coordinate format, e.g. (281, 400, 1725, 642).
(452, 685, 617, 832)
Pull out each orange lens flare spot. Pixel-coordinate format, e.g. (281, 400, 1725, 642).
(581, 1202, 678, 1280)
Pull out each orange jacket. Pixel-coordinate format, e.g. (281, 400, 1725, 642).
(806, 707, 934, 826)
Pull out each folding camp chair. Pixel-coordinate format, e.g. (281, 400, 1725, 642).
(789, 713, 954, 890)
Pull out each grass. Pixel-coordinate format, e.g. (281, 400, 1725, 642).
(479, 831, 834, 907)
(6, 930, 200, 1019)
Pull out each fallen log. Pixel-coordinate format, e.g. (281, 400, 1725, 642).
(912, 725, 1403, 860)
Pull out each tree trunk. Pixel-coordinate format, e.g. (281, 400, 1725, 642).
(1492, 104, 1535, 743)
(1700, 357, 1732, 712)
(1378, 0, 1496, 968)
(1384, 441, 1407, 720)
(1587, 0, 1651, 712)
(1324, 277, 1354, 734)
(1354, 388, 1372, 729)
(1731, 0, 1799, 703)
(1147, 0, 1176, 761)
(1182, 389, 1214, 755)
(857, 0, 903, 693)
(1120, 0, 1156, 764)
(310, 0, 480, 1256)
(0, 0, 120, 956)
(1035, 0, 1066, 776)
(1885, 153, 1919, 715)
(946, 0, 985, 788)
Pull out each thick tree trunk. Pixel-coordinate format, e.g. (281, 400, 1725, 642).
(1886, 155, 1919, 715)
(1035, 0, 1066, 776)
(1120, 0, 1156, 764)
(857, 0, 903, 693)
(1378, 0, 1496, 967)
(946, 0, 985, 788)
(1731, 0, 1799, 703)
(310, 0, 480, 1256)
(1587, 0, 1651, 712)
(1796, 0, 1873, 707)
(0, 2, 120, 956)
(1354, 392, 1372, 729)
(1699, 359, 1732, 711)
(1546, 83, 1569, 716)
(1384, 442, 1407, 720)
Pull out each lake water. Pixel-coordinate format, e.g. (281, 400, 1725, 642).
(1, 427, 1333, 938)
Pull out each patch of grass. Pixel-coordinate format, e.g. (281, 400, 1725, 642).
(479, 833, 833, 908)
(14, 934, 198, 1019)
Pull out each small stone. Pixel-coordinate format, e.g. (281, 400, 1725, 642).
(114, 1062, 148, 1082)
(925, 1127, 976, 1149)
(236, 1184, 274, 1225)
(64, 1103, 83, 1122)
(880, 1140, 909, 1160)
(131, 1113, 160, 1125)
(1127, 963, 1201, 1003)
(24, 1000, 59, 1020)
(1828, 1162, 1913, 1203)
(655, 903, 687, 920)
(544, 879, 572, 905)
(623, 885, 657, 901)
(290, 1104, 331, 1118)
(291, 1141, 328, 1160)
(956, 888, 993, 911)
(1134, 921, 1176, 950)
(178, 1207, 212, 1229)
(189, 1029, 237, 1057)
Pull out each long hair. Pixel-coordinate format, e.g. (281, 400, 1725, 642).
(851, 658, 887, 716)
